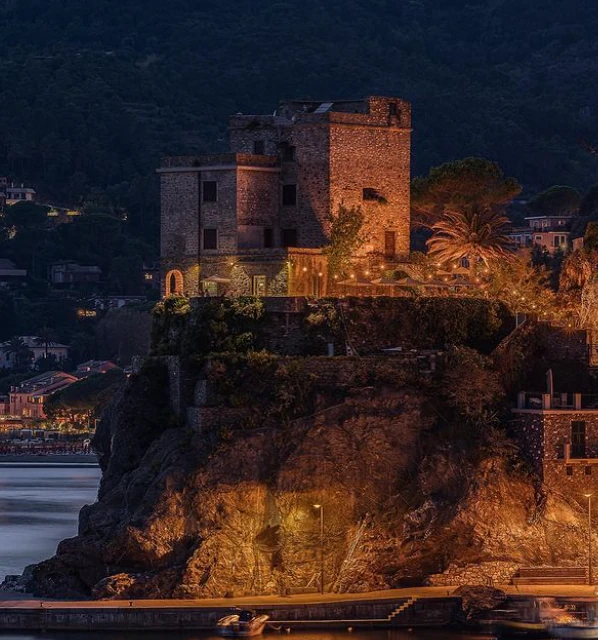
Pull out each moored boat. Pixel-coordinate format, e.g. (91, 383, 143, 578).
(547, 622, 598, 639)
(492, 618, 550, 638)
(216, 609, 270, 637)
(488, 597, 566, 638)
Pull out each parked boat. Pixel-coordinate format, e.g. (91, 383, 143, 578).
(489, 597, 566, 638)
(547, 622, 598, 639)
(216, 609, 270, 637)
(547, 600, 598, 639)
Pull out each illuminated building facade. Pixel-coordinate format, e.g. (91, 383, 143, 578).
(159, 96, 412, 297)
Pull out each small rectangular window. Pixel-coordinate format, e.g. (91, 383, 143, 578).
(282, 145, 296, 162)
(281, 228, 298, 247)
(253, 140, 265, 155)
(389, 103, 398, 116)
(586, 466, 593, 475)
(202, 181, 217, 203)
(566, 466, 573, 476)
(203, 228, 218, 250)
(264, 228, 274, 248)
(282, 184, 297, 206)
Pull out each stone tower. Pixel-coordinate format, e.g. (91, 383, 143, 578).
(160, 96, 412, 297)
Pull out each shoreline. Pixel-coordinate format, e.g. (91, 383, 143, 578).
(0, 453, 98, 464)
(2, 586, 598, 632)
(0, 592, 460, 631)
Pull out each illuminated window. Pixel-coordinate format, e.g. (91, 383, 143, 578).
(202, 181, 217, 202)
(282, 184, 297, 206)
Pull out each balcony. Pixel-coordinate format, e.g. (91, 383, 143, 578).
(515, 392, 598, 411)
(555, 440, 598, 463)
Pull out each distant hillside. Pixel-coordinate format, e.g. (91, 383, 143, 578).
(2, 0, 598, 239)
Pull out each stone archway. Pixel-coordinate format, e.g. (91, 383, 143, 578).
(165, 269, 184, 296)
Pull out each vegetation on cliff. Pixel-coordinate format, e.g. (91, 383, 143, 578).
(22, 295, 595, 600)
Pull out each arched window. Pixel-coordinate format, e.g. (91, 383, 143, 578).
(165, 270, 184, 296)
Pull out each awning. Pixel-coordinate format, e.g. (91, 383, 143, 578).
(337, 277, 373, 286)
(202, 275, 231, 284)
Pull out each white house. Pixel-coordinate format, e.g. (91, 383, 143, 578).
(0, 336, 69, 370)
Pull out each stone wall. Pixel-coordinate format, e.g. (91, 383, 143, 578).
(200, 168, 238, 254)
(229, 97, 411, 258)
(159, 171, 201, 297)
(427, 561, 521, 586)
(513, 410, 598, 496)
(329, 119, 411, 259)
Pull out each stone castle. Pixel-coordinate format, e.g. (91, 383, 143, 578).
(159, 96, 411, 297)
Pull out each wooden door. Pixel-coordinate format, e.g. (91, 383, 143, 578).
(384, 231, 396, 258)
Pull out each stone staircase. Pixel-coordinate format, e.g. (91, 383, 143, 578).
(512, 566, 588, 585)
(387, 597, 418, 622)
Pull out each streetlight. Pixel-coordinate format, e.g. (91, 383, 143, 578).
(585, 493, 593, 586)
(313, 504, 324, 594)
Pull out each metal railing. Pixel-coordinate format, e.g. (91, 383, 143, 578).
(516, 392, 598, 411)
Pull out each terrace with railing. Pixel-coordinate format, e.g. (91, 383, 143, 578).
(553, 439, 598, 462)
(515, 392, 598, 412)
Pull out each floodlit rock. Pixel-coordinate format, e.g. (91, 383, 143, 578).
(27, 354, 595, 599)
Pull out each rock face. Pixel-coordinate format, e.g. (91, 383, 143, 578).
(26, 354, 593, 599)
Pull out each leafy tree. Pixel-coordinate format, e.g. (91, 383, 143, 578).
(527, 185, 581, 216)
(45, 369, 126, 425)
(579, 185, 598, 219)
(96, 306, 152, 365)
(324, 204, 365, 277)
(485, 258, 558, 318)
(412, 157, 521, 229)
(560, 223, 598, 293)
(2, 202, 50, 233)
(0, 292, 17, 341)
(35, 353, 59, 372)
(440, 346, 505, 426)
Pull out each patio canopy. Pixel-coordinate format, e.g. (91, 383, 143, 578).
(202, 274, 231, 284)
(337, 276, 373, 286)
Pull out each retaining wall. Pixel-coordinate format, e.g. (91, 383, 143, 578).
(0, 597, 460, 631)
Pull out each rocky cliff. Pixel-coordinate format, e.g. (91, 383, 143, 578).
(24, 298, 596, 598)
(28, 365, 591, 599)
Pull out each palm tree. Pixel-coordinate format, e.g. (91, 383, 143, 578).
(4, 337, 33, 369)
(34, 326, 57, 360)
(426, 205, 515, 266)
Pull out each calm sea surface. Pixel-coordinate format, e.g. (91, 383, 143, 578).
(0, 464, 478, 640)
(0, 462, 101, 582)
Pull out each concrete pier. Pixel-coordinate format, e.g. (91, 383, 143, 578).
(0, 592, 461, 632)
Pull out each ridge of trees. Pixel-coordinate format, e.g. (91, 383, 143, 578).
(2, 0, 598, 244)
